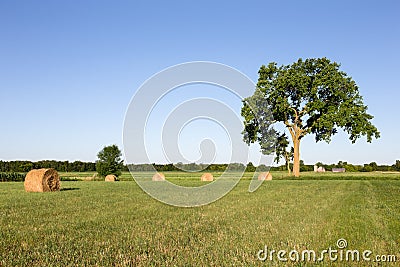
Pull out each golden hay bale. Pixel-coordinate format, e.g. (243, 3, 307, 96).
(152, 172, 165, 181)
(24, 168, 60, 192)
(83, 176, 93, 181)
(258, 172, 272, 181)
(201, 173, 214, 181)
(105, 174, 117, 182)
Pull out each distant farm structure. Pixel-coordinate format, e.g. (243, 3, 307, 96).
(314, 165, 326, 173)
(314, 165, 346, 173)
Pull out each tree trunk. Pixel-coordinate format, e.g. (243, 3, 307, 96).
(293, 137, 300, 177)
(286, 158, 291, 176)
(287, 161, 291, 176)
(284, 151, 292, 176)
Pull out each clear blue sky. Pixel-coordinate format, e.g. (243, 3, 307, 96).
(0, 0, 399, 165)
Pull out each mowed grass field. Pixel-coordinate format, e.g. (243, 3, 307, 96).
(0, 172, 399, 266)
(60, 170, 400, 181)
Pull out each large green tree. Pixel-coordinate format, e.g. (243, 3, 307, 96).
(96, 145, 124, 177)
(242, 58, 380, 177)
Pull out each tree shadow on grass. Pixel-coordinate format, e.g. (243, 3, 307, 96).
(60, 187, 80, 191)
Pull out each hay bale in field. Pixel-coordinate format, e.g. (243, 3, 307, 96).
(152, 172, 165, 181)
(24, 168, 60, 192)
(105, 174, 117, 182)
(201, 173, 213, 181)
(258, 172, 272, 181)
(83, 176, 93, 181)
(92, 173, 99, 180)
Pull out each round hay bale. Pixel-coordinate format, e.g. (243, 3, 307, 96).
(201, 173, 214, 181)
(152, 172, 165, 181)
(83, 176, 93, 181)
(105, 174, 117, 182)
(258, 172, 272, 181)
(24, 168, 60, 192)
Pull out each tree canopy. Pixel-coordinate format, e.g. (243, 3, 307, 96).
(242, 57, 380, 177)
(96, 145, 124, 177)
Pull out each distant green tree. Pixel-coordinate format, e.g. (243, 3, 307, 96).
(394, 160, 400, 171)
(246, 162, 256, 172)
(337, 161, 348, 168)
(258, 164, 269, 171)
(96, 145, 124, 177)
(315, 162, 324, 168)
(368, 162, 378, 171)
(19, 162, 33, 172)
(362, 165, 373, 172)
(343, 163, 358, 172)
(274, 133, 294, 175)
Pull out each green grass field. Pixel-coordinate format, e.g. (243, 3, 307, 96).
(1, 172, 399, 266)
(60, 170, 400, 181)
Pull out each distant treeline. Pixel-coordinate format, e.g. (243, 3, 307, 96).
(128, 162, 270, 172)
(312, 160, 400, 172)
(272, 160, 400, 172)
(0, 161, 270, 173)
(0, 172, 25, 182)
(129, 160, 400, 172)
(0, 160, 97, 173)
(0, 160, 399, 173)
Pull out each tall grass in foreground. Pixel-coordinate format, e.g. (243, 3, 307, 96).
(0, 179, 399, 266)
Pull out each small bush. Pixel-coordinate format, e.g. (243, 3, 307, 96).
(361, 165, 374, 172)
(0, 172, 25, 182)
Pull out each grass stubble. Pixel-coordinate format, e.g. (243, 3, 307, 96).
(0, 172, 399, 266)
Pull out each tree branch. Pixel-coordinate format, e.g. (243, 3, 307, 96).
(287, 124, 295, 140)
(299, 105, 308, 115)
(284, 120, 294, 128)
(290, 107, 299, 122)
